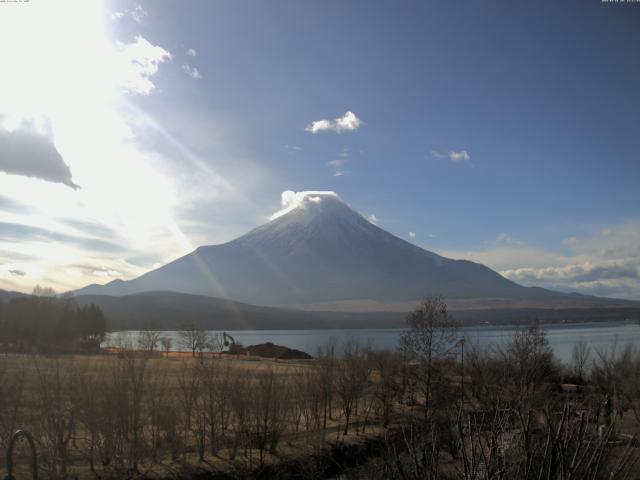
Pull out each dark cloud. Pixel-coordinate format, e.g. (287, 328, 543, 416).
(0, 128, 79, 189)
(0, 222, 125, 253)
(8, 269, 26, 276)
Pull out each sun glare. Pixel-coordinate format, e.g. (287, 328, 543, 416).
(0, 1, 188, 292)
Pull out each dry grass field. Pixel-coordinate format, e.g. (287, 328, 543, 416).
(2, 308, 640, 479)
(0, 349, 392, 479)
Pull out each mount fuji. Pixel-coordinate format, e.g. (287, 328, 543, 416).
(74, 192, 592, 309)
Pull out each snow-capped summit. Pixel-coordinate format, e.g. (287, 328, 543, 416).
(74, 191, 565, 306)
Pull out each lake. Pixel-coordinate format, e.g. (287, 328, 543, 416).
(104, 319, 640, 364)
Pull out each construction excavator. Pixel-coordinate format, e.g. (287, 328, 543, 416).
(223, 332, 236, 348)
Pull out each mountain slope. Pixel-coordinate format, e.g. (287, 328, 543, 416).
(72, 291, 640, 330)
(73, 290, 404, 330)
(74, 193, 590, 306)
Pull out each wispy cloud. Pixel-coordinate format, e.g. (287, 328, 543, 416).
(111, 4, 148, 23)
(327, 151, 349, 176)
(305, 111, 363, 134)
(92, 268, 124, 277)
(8, 269, 25, 276)
(182, 64, 203, 79)
(186, 48, 197, 57)
(0, 222, 126, 253)
(431, 149, 471, 163)
(326, 159, 346, 168)
(367, 214, 378, 224)
(409, 231, 416, 238)
(495, 233, 523, 245)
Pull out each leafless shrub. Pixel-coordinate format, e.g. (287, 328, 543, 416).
(336, 340, 371, 436)
(32, 358, 75, 478)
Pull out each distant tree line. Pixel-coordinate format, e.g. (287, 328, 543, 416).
(0, 286, 107, 352)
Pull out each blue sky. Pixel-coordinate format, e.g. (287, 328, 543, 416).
(0, 0, 639, 299)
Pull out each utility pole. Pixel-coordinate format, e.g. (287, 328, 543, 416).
(460, 337, 465, 409)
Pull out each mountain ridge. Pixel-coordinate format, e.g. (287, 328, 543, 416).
(73, 193, 615, 308)
(2, 288, 639, 330)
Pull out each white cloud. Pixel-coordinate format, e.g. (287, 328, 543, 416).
(438, 219, 640, 299)
(502, 261, 637, 284)
(409, 231, 416, 238)
(116, 36, 172, 95)
(430, 150, 445, 159)
(305, 111, 363, 134)
(326, 159, 345, 168)
(333, 171, 344, 177)
(449, 150, 470, 162)
(270, 190, 340, 220)
(182, 64, 203, 79)
(186, 48, 197, 57)
(367, 214, 378, 224)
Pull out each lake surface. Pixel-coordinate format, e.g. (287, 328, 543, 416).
(105, 320, 640, 364)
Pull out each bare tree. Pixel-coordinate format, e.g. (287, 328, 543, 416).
(179, 323, 210, 357)
(250, 367, 288, 464)
(572, 340, 591, 383)
(315, 340, 337, 440)
(400, 296, 457, 416)
(499, 322, 559, 410)
(177, 360, 201, 457)
(336, 339, 371, 436)
(467, 323, 558, 412)
(33, 358, 75, 478)
(207, 332, 226, 357)
(137, 330, 161, 354)
(160, 336, 172, 358)
(371, 349, 401, 427)
(72, 359, 106, 474)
